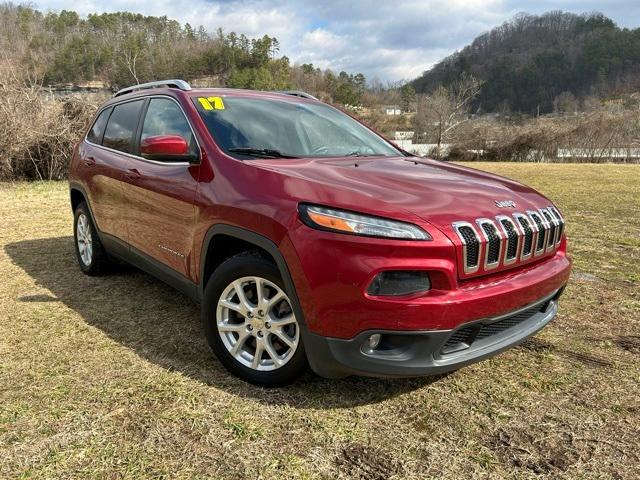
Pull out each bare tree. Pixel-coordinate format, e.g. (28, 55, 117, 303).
(123, 49, 140, 84)
(413, 73, 483, 157)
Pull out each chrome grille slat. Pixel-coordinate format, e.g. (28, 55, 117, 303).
(540, 208, 558, 252)
(496, 215, 520, 265)
(452, 206, 564, 276)
(452, 222, 481, 274)
(545, 208, 560, 246)
(476, 218, 502, 270)
(513, 213, 534, 260)
(547, 206, 565, 247)
(527, 210, 548, 256)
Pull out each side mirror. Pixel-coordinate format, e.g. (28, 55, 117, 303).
(140, 135, 199, 163)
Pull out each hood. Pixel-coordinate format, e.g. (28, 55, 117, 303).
(251, 156, 552, 232)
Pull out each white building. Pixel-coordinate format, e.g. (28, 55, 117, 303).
(394, 131, 414, 140)
(383, 105, 402, 115)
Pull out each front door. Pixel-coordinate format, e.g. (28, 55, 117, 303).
(121, 96, 200, 279)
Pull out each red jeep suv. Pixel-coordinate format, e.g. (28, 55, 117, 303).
(69, 79, 571, 385)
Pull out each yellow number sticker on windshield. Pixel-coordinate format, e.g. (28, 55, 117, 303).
(197, 97, 213, 110)
(197, 96, 225, 110)
(208, 96, 225, 110)
(198, 97, 224, 110)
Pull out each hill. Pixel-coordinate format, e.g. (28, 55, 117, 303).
(412, 11, 640, 114)
(0, 4, 366, 105)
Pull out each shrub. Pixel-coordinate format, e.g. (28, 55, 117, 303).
(0, 78, 103, 180)
(446, 145, 480, 161)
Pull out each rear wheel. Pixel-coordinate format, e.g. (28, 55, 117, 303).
(203, 253, 307, 386)
(73, 202, 111, 275)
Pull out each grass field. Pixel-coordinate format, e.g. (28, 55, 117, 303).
(1, 163, 639, 479)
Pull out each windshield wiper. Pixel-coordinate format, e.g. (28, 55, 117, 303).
(228, 148, 299, 159)
(346, 150, 381, 157)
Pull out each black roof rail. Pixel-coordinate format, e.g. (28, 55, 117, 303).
(114, 79, 191, 97)
(276, 90, 319, 101)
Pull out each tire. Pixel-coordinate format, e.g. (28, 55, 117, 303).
(73, 202, 111, 276)
(203, 252, 307, 386)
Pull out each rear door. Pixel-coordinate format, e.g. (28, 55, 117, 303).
(121, 96, 200, 279)
(82, 99, 145, 242)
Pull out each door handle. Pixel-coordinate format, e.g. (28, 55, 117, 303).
(83, 156, 96, 167)
(125, 168, 141, 180)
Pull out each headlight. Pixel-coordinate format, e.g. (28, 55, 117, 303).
(298, 204, 431, 240)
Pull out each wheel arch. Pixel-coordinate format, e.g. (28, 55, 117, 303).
(69, 183, 108, 249)
(200, 224, 307, 328)
(69, 183, 100, 230)
(69, 183, 100, 221)
(70, 184, 87, 213)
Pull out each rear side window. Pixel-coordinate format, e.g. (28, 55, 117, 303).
(102, 100, 144, 153)
(87, 107, 112, 144)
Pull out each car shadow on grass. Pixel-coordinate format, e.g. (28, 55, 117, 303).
(6, 236, 440, 408)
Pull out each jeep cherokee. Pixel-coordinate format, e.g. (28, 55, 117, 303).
(69, 79, 571, 386)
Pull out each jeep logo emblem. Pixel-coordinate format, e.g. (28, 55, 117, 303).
(495, 200, 516, 208)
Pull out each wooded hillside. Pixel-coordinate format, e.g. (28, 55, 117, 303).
(412, 11, 640, 114)
(2, 5, 639, 181)
(0, 4, 367, 105)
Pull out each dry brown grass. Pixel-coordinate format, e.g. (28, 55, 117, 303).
(444, 111, 640, 163)
(1, 163, 639, 479)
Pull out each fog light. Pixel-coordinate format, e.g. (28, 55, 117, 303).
(367, 271, 430, 296)
(364, 333, 382, 353)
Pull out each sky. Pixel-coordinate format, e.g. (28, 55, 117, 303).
(35, 1, 640, 82)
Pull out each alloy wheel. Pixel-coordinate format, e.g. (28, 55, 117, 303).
(76, 213, 93, 266)
(216, 276, 299, 371)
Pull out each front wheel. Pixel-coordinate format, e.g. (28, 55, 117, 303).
(202, 252, 307, 386)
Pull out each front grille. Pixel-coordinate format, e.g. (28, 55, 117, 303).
(452, 206, 564, 275)
(441, 300, 550, 355)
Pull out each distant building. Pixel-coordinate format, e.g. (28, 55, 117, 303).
(76, 80, 108, 91)
(190, 76, 222, 87)
(394, 131, 414, 140)
(46, 81, 109, 98)
(382, 105, 402, 115)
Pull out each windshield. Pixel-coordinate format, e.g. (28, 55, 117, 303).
(191, 95, 402, 159)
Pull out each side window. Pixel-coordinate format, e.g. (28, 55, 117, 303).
(141, 98, 195, 155)
(86, 107, 112, 144)
(102, 100, 144, 154)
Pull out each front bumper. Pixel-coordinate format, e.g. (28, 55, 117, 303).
(281, 223, 571, 338)
(305, 287, 564, 378)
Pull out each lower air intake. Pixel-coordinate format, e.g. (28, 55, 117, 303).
(440, 299, 551, 356)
